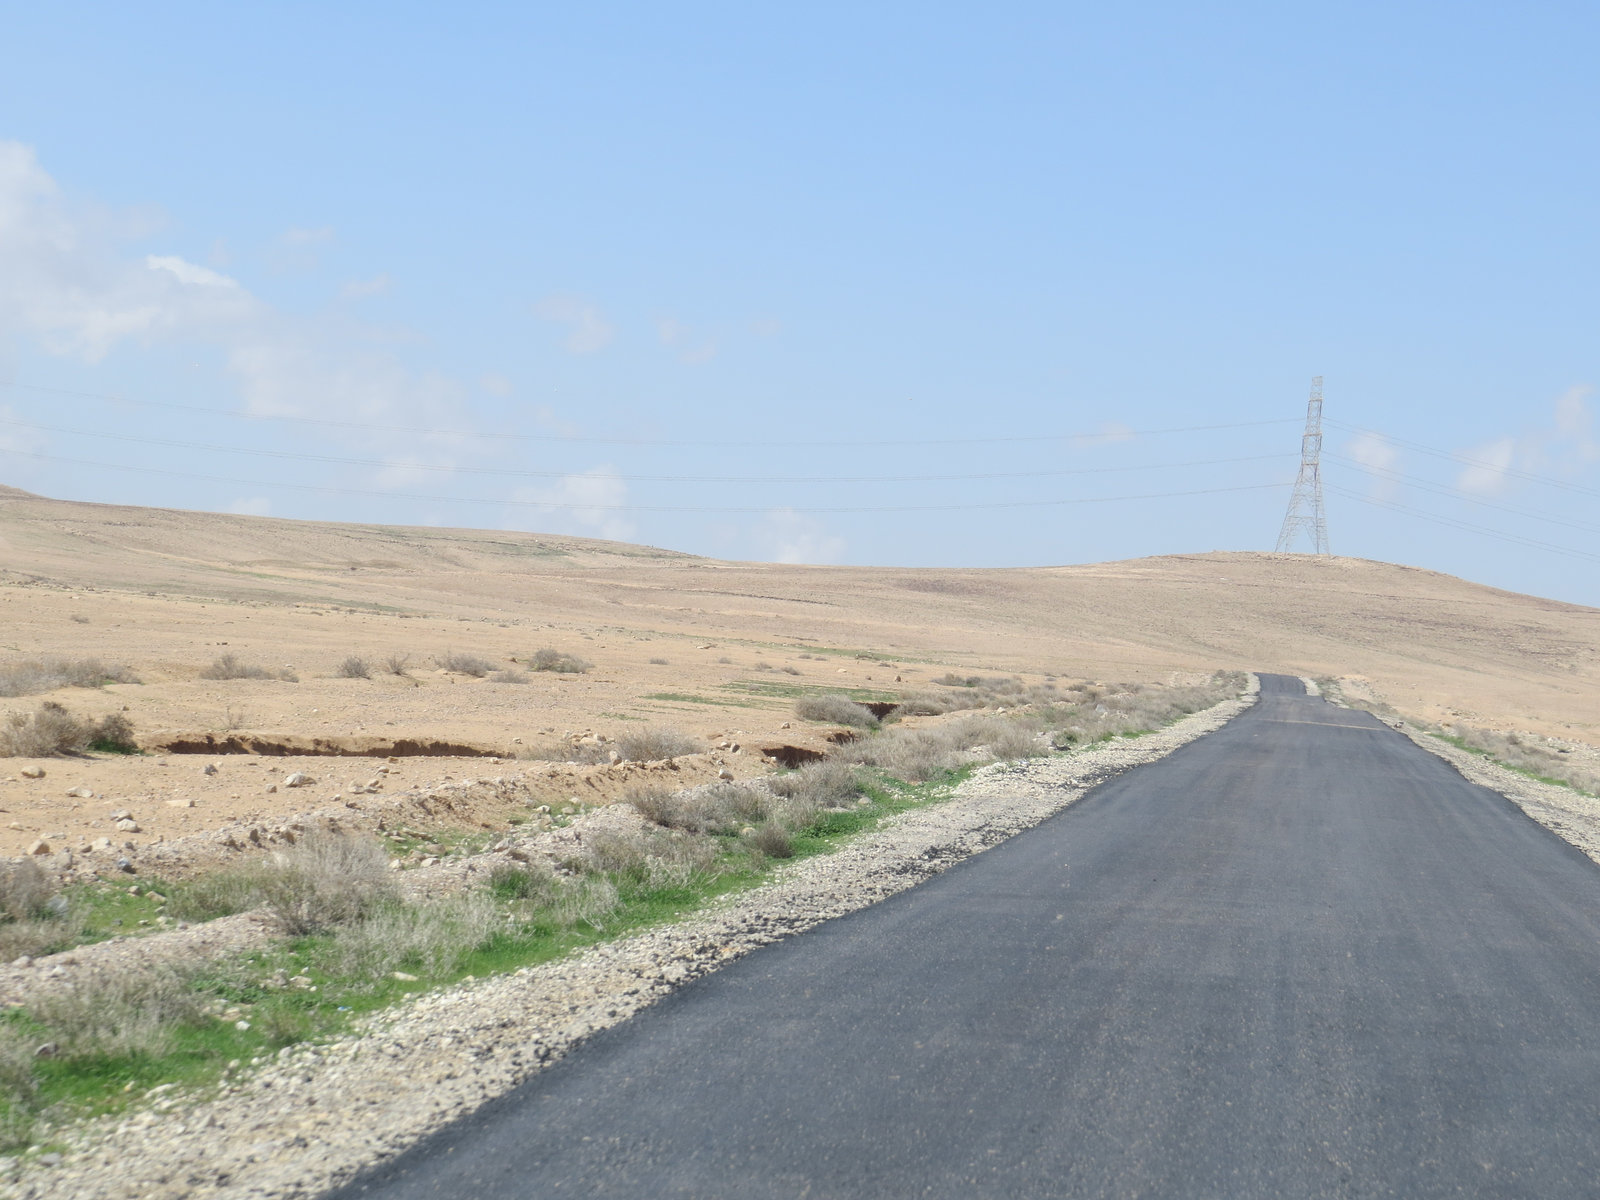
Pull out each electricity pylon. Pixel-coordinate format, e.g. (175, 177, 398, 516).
(1275, 376, 1330, 554)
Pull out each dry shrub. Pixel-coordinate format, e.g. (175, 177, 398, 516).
(0, 859, 79, 962)
(795, 694, 880, 729)
(0, 702, 89, 757)
(575, 828, 719, 889)
(0, 658, 139, 698)
(384, 652, 412, 676)
(32, 966, 206, 1059)
(615, 727, 699, 762)
(530, 648, 592, 674)
(320, 893, 500, 983)
(256, 832, 395, 935)
(87, 711, 137, 753)
(627, 782, 777, 836)
(0, 1025, 39, 1147)
(0, 860, 56, 924)
(748, 823, 794, 859)
(489, 669, 531, 684)
(768, 759, 865, 807)
(842, 728, 963, 782)
(436, 651, 495, 677)
(336, 656, 371, 679)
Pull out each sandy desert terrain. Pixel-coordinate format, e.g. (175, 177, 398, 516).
(1, 483, 1596, 864)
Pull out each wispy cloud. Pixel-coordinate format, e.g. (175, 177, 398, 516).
(657, 316, 717, 365)
(1455, 387, 1598, 495)
(1070, 422, 1134, 449)
(535, 295, 614, 354)
(340, 272, 393, 300)
(510, 468, 634, 541)
(0, 139, 476, 487)
(1344, 430, 1400, 499)
(757, 508, 844, 564)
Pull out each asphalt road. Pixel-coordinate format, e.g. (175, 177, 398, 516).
(329, 674, 1600, 1199)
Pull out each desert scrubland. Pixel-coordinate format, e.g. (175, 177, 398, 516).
(1, 482, 1597, 866)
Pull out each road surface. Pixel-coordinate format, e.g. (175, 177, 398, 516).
(330, 674, 1600, 1198)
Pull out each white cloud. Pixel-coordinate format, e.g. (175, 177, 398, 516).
(535, 295, 613, 354)
(1070, 422, 1135, 449)
(340, 273, 392, 300)
(1457, 436, 1516, 494)
(0, 140, 480, 487)
(656, 316, 717, 365)
(510, 467, 634, 541)
(1455, 387, 1598, 495)
(479, 372, 512, 397)
(145, 255, 240, 289)
(227, 496, 272, 516)
(1345, 430, 1400, 499)
(757, 507, 845, 564)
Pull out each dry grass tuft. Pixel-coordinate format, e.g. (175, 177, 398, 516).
(199, 654, 295, 682)
(530, 648, 592, 674)
(336, 655, 371, 679)
(795, 694, 880, 728)
(435, 651, 495, 677)
(31, 966, 206, 1060)
(384, 652, 412, 676)
(615, 727, 699, 762)
(0, 657, 139, 698)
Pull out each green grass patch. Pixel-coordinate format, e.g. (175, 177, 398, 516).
(0, 765, 972, 1149)
(1428, 733, 1594, 794)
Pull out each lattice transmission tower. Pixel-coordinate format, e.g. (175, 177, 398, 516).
(1275, 376, 1330, 554)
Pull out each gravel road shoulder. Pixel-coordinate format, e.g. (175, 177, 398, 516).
(6, 682, 1260, 1199)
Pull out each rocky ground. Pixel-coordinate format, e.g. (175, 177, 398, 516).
(3, 686, 1263, 1198)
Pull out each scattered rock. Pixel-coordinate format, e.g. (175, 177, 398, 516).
(718, 768, 735, 781)
(25, 840, 49, 856)
(65, 786, 94, 799)
(115, 857, 135, 873)
(166, 798, 195, 808)
(284, 772, 313, 788)
(392, 971, 418, 982)
(11, 956, 32, 968)
(115, 819, 140, 833)
(203, 763, 219, 776)
(20, 766, 44, 779)
(33, 1043, 57, 1059)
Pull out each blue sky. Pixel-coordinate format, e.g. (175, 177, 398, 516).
(1, 2, 1596, 605)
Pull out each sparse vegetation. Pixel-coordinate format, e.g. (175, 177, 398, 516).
(336, 656, 371, 679)
(648, 657, 669, 666)
(0, 672, 1249, 1152)
(529, 648, 592, 674)
(436, 651, 495, 677)
(490, 669, 531, 684)
(0, 658, 139, 698)
(199, 654, 296, 682)
(384, 652, 412, 676)
(795, 694, 881, 729)
(615, 727, 699, 762)
(0, 702, 137, 757)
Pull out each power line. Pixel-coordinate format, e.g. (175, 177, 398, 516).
(0, 414, 1291, 486)
(0, 380, 1299, 449)
(0, 447, 1292, 515)
(1324, 483, 1600, 564)
(1324, 418, 1600, 500)
(1324, 454, 1600, 537)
